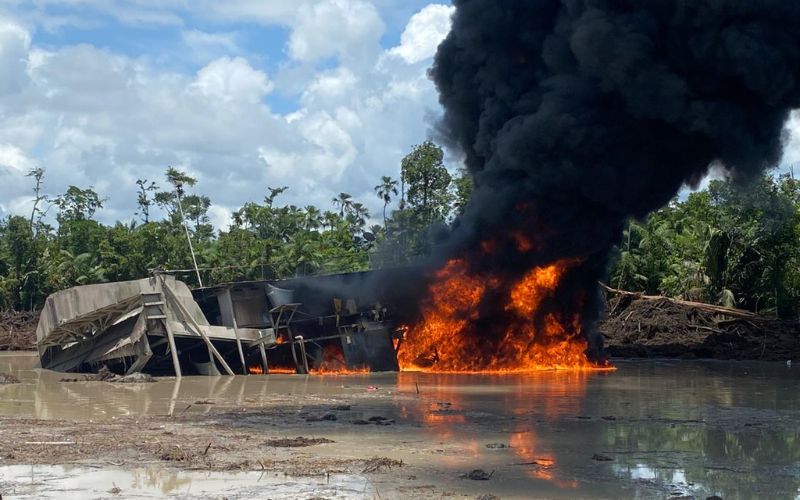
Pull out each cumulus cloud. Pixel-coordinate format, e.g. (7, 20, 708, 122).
(0, 3, 450, 227)
(288, 0, 384, 64)
(388, 4, 453, 64)
(191, 57, 274, 103)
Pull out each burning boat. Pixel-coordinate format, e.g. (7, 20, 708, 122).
(35, 270, 404, 376)
(35, 260, 609, 376)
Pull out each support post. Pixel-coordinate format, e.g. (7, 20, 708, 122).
(222, 288, 247, 374)
(259, 342, 269, 374)
(295, 335, 310, 374)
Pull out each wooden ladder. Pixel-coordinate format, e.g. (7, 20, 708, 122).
(142, 290, 182, 377)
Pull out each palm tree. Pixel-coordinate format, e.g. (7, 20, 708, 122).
(374, 176, 399, 228)
(303, 205, 322, 231)
(348, 202, 370, 231)
(332, 192, 353, 217)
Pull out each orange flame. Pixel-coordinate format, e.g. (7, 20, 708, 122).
(397, 257, 611, 373)
(308, 343, 371, 376)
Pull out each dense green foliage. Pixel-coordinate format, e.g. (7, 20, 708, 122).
(0, 142, 467, 311)
(608, 172, 800, 318)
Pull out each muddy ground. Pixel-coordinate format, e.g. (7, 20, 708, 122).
(599, 293, 800, 361)
(2, 355, 800, 498)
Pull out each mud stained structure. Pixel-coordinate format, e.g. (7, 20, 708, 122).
(35, 270, 406, 376)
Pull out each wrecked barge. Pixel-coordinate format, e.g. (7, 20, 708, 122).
(36, 270, 412, 376)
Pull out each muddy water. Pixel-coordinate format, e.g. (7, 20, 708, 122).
(1, 352, 799, 499)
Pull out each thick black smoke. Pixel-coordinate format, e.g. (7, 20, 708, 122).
(428, 0, 800, 357)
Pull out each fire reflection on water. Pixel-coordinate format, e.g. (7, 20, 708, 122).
(397, 371, 590, 488)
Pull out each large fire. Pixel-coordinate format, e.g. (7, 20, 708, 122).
(397, 258, 610, 373)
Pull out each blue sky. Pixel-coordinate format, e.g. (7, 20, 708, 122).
(0, 0, 455, 227)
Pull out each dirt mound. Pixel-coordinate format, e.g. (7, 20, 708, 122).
(599, 290, 800, 361)
(0, 310, 39, 351)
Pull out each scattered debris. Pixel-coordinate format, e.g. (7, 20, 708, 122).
(160, 446, 192, 462)
(592, 454, 614, 461)
(60, 366, 155, 383)
(362, 457, 403, 473)
(265, 437, 334, 448)
(109, 484, 122, 495)
(194, 400, 215, 405)
(0, 310, 38, 351)
(461, 469, 494, 481)
(600, 287, 800, 361)
(485, 443, 508, 449)
(0, 372, 20, 384)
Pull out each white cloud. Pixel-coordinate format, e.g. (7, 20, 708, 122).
(0, 18, 31, 95)
(181, 29, 240, 62)
(0, 144, 34, 173)
(388, 4, 453, 64)
(288, 0, 384, 64)
(191, 57, 274, 104)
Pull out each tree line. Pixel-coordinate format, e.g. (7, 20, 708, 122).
(0, 141, 470, 311)
(3, 140, 798, 320)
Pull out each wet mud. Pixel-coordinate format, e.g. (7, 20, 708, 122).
(1, 353, 799, 499)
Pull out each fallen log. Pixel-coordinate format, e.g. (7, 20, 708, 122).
(599, 283, 757, 319)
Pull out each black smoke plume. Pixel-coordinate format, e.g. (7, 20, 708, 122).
(423, 0, 800, 360)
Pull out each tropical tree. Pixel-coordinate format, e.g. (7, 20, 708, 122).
(332, 192, 353, 217)
(374, 176, 399, 228)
